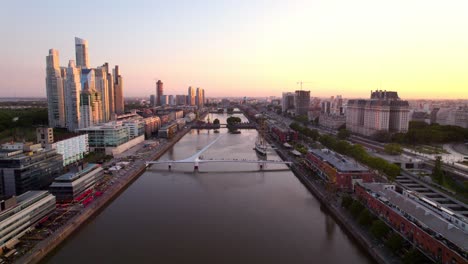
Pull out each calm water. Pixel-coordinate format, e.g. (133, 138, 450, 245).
(47, 114, 374, 264)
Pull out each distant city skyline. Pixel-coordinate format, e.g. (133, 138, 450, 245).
(0, 0, 467, 99)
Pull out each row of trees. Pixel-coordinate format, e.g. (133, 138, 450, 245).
(318, 134, 401, 181)
(374, 121, 468, 144)
(0, 108, 48, 131)
(342, 196, 429, 264)
(289, 122, 319, 141)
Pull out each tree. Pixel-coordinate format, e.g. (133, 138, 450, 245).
(213, 118, 220, 125)
(226, 116, 241, 125)
(372, 130, 392, 143)
(403, 249, 429, 264)
(385, 233, 404, 253)
(349, 200, 364, 218)
(432, 156, 445, 185)
(294, 115, 309, 125)
(357, 208, 374, 226)
(370, 220, 390, 239)
(341, 196, 354, 209)
(384, 143, 403, 155)
(337, 128, 351, 140)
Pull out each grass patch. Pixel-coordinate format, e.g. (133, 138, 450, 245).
(406, 145, 448, 155)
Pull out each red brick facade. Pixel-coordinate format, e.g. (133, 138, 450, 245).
(355, 184, 467, 264)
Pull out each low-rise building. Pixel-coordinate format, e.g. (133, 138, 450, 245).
(319, 113, 346, 130)
(77, 121, 145, 156)
(0, 191, 56, 254)
(49, 163, 104, 203)
(50, 134, 89, 166)
(158, 123, 178, 139)
(304, 149, 374, 191)
(356, 182, 467, 263)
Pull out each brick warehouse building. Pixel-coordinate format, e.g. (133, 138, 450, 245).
(356, 183, 467, 263)
(304, 148, 374, 191)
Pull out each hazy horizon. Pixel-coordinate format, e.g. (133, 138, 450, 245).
(1, 0, 467, 99)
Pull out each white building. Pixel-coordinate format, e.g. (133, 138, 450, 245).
(0, 191, 56, 254)
(346, 90, 409, 136)
(50, 134, 89, 166)
(65, 60, 81, 131)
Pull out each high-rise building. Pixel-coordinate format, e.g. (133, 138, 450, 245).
(187, 86, 195, 106)
(156, 80, 163, 107)
(168, 95, 175, 106)
(294, 90, 310, 116)
(113, 65, 124, 114)
(65, 60, 81, 131)
(102, 63, 115, 115)
(47, 38, 122, 131)
(176, 95, 187, 105)
(75, 37, 90, 69)
(95, 66, 110, 122)
(160, 95, 169, 106)
(196, 87, 204, 108)
(46, 49, 66, 128)
(150, 95, 156, 107)
(281, 92, 295, 114)
(346, 90, 409, 136)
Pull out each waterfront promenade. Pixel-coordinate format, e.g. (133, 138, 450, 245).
(17, 127, 192, 264)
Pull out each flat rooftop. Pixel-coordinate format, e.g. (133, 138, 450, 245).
(309, 149, 369, 172)
(361, 183, 467, 253)
(55, 163, 99, 182)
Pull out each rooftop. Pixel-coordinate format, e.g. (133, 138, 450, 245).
(55, 163, 99, 182)
(361, 182, 468, 253)
(309, 149, 369, 172)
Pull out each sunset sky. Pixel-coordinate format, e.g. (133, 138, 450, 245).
(0, 0, 467, 99)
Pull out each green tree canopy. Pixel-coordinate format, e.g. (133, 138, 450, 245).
(384, 143, 403, 155)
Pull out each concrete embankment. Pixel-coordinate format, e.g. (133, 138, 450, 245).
(19, 128, 192, 264)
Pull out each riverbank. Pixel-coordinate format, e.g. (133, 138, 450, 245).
(271, 140, 399, 264)
(18, 127, 192, 264)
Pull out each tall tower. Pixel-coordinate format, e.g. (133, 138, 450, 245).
(64, 60, 81, 131)
(75, 37, 89, 68)
(95, 66, 110, 121)
(156, 80, 163, 106)
(102, 63, 115, 115)
(45, 49, 66, 128)
(187, 86, 195, 106)
(196, 87, 204, 109)
(113, 65, 124, 114)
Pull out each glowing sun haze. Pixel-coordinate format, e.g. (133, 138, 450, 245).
(0, 0, 467, 99)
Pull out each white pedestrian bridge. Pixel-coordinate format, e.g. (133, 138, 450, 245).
(145, 135, 292, 171)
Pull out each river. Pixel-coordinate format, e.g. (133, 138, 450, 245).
(46, 113, 374, 264)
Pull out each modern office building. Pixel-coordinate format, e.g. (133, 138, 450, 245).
(50, 134, 89, 166)
(282, 92, 295, 114)
(187, 86, 196, 106)
(49, 163, 103, 203)
(356, 183, 467, 263)
(294, 90, 310, 116)
(304, 149, 374, 191)
(176, 95, 187, 105)
(102, 63, 115, 115)
(0, 191, 56, 254)
(36, 127, 54, 147)
(75, 37, 90, 68)
(0, 148, 63, 196)
(346, 90, 409, 137)
(45, 49, 66, 128)
(156, 80, 163, 107)
(113, 65, 124, 114)
(158, 123, 178, 139)
(94, 66, 110, 122)
(150, 95, 156, 107)
(77, 121, 144, 155)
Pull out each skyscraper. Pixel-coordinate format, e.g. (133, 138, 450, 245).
(156, 80, 163, 106)
(187, 86, 195, 106)
(114, 66, 124, 114)
(64, 60, 81, 131)
(46, 49, 66, 128)
(75, 37, 90, 69)
(294, 90, 310, 116)
(102, 63, 115, 115)
(95, 66, 110, 121)
(281, 92, 295, 114)
(196, 87, 204, 108)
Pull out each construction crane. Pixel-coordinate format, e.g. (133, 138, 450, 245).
(296, 81, 314, 90)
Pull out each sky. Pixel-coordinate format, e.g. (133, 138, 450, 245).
(0, 0, 467, 99)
